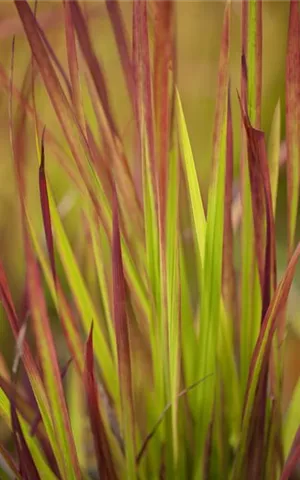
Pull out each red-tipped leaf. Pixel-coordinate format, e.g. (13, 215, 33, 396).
(39, 128, 56, 284)
(10, 404, 40, 480)
(83, 324, 117, 480)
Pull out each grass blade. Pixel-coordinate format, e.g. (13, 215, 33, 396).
(286, 0, 300, 257)
(176, 89, 206, 270)
(105, 0, 134, 108)
(239, 0, 263, 394)
(281, 427, 300, 480)
(63, 0, 85, 131)
(69, 0, 116, 134)
(11, 404, 40, 480)
(193, 3, 230, 475)
(0, 443, 20, 480)
(26, 252, 81, 479)
(232, 243, 300, 479)
(38, 129, 56, 283)
(112, 185, 136, 479)
(267, 101, 281, 215)
(84, 325, 117, 480)
(222, 87, 236, 323)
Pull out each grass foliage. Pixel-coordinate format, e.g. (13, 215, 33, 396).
(0, 1, 300, 479)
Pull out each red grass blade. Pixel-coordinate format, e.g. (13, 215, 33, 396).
(63, 0, 85, 129)
(239, 93, 277, 313)
(0, 443, 20, 479)
(133, 0, 156, 188)
(0, 62, 80, 187)
(153, 1, 175, 220)
(69, 0, 116, 134)
(0, 264, 61, 472)
(83, 324, 117, 480)
(30, 358, 72, 437)
(0, 375, 46, 441)
(14, 0, 95, 193)
(36, 15, 72, 99)
(281, 427, 300, 480)
(238, 89, 278, 477)
(241, 0, 262, 127)
(286, 0, 300, 257)
(26, 252, 81, 479)
(233, 243, 300, 478)
(10, 404, 40, 480)
(105, 0, 135, 108)
(112, 184, 134, 410)
(0, 261, 19, 335)
(112, 184, 136, 476)
(39, 128, 56, 284)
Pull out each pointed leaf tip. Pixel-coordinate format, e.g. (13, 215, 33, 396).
(84, 322, 117, 480)
(38, 127, 56, 284)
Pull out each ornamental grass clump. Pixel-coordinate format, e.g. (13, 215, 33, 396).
(0, 1, 300, 479)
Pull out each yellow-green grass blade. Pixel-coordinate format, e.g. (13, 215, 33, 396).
(176, 88, 206, 271)
(26, 241, 81, 479)
(267, 100, 281, 215)
(231, 243, 300, 479)
(85, 209, 117, 364)
(112, 187, 136, 480)
(0, 263, 66, 475)
(46, 185, 118, 399)
(25, 211, 85, 375)
(0, 388, 58, 480)
(179, 245, 197, 389)
(67, 365, 87, 471)
(193, 3, 230, 475)
(141, 124, 165, 461)
(284, 375, 300, 460)
(133, 6, 165, 471)
(166, 145, 180, 466)
(15, 0, 149, 327)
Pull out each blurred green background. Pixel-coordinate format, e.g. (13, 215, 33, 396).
(0, 1, 299, 411)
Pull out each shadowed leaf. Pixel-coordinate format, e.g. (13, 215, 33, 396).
(0, 442, 21, 479)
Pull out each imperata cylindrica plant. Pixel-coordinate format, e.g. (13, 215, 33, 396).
(0, 1, 300, 479)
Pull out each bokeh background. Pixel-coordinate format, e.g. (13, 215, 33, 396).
(0, 0, 299, 414)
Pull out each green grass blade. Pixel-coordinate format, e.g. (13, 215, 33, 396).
(46, 186, 117, 398)
(267, 100, 281, 215)
(112, 187, 136, 480)
(176, 89, 206, 270)
(231, 243, 300, 479)
(193, 3, 230, 475)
